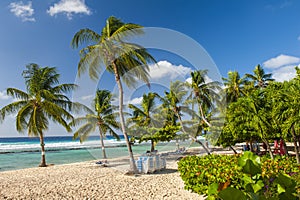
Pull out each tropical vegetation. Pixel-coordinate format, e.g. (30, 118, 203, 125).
(71, 16, 156, 173)
(178, 152, 300, 199)
(0, 64, 77, 167)
(70, 89, 120, 159)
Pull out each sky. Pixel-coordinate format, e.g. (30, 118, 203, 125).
(1, 0, 300, 137)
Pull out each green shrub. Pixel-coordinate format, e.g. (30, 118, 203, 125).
(177, 154, 242, 195)
(178, 153, 300, 199)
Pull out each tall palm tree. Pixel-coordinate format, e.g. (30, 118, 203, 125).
(70, 90, 119, 159)
(71, 16, 156, 173)
(128, 92, 161, 151)
(245, 64, 274, 88)
(222, 71, 247, 103)
(0, 64, 76, 167)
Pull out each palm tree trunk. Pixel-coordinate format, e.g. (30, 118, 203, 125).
(151, 140, 155, 152)
(113, 63, 138, 174)
(195, 139, 211, 154)
(262, 139, 274, 160)
(249, 140, 253, 152)
(197, 102, 211, 127)
(176, 112, 211, 155)
(229, 145, 237, 154)
(99, 126, 107, 159)
(39, 133, 46, 167)
(291, 125, 300, 164)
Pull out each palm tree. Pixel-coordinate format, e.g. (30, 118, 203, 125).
(0, 64, 76, 167)
(71, 16, 156, 173)
(245, 64, 274, 88)
(187, 70, 221, 127)
(70, 90, 119, 159)
(128, 92, 161, 152)
(222, 71, 247, 103)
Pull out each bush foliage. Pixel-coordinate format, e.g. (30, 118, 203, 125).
(178, 153, 300, 199)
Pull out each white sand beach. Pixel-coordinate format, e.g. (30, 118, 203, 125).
(0, 150, 205, 200)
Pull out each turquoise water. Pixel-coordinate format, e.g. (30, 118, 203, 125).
(0, 136, 191, 172)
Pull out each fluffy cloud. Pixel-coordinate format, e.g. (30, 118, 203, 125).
(0, 91, 10, 100)
(9, 1, 35, 22)
(127, 97, 143, 105)
(272, 65, 298, 82)
(262, 54, 300, 82)
(149, 61, 191, 80)
(263, 54, 300, 69)
(47, 0, 91, 19)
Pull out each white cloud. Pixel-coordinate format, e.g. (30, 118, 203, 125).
(185, 77, 192, 84)
(185, 75, 213, 84)
(149, 61, 191, 80)
(272, 65, 298, 82)
(9, 1, 35, 22)
(81, 94, 93, 101)
(262, 54, 300, 82)
(47, 0, 91, 19)
(0, 91, 11, 100)
(263, 54, 300, 69)
(128, 97, 143, 105)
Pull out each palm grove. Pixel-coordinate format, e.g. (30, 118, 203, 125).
(1, 16, 300, 173)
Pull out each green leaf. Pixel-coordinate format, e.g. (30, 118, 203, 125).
(208, 183, 219, 195)
(274, 173, 295, 188)
(243, 160, 261, 176)
(218, 187, 247, 200)
(277, 184, 285, 194)
(242, 174, 253, 185)
(238, 151, 261, 166)
(206, 196, 216, 200)
(252, 180, 264, 193)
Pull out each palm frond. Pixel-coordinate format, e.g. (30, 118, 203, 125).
(6, 88, 29, 100)
(71, 28, 101, 49)
(0, 100, 28, 120)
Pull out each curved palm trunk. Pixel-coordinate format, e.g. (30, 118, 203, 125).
(229, 145, 237, 154)
(39, 133, 47, 167)
(197, 102, 211, 127)
(176, 112, 211, 155)
(99, 126, 107, 159)
(113, 64, 138, 174)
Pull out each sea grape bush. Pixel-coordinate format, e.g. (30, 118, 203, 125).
(177, 154, 242, 194)
(178, 152, 300, 199)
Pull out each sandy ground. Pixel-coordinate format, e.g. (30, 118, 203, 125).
(0, 149, 206, 200)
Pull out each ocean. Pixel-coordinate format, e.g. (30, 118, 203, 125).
(0, 136, 191, 172)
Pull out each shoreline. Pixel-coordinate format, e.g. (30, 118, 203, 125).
(0, 145, 237, 173)
(0, 147, 206, 200)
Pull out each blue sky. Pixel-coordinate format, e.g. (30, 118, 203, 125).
(1, 0, 300, 137)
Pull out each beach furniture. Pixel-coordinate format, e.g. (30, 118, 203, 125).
(136, 159, 143, 173)
(136, 153, 166, 173)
